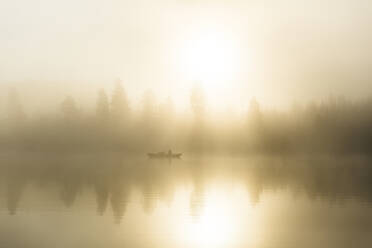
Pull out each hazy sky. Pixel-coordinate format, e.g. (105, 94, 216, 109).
(1, 0, 371, 112)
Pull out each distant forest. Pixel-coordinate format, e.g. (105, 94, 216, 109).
(1, 81, 372, 155)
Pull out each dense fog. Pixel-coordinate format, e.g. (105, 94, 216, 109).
(1, 81, 371, 155)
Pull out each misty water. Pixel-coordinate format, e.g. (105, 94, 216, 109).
(0, 153, 371, 248)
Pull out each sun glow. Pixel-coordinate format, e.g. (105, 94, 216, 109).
(188, 206, 233, 247)
(183, 191, 239, 248)
(175, 28, 239, 95)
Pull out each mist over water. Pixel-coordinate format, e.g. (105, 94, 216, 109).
(0, 154, 372, 248)
(1, 0, 372, 247)
(1, 77, 372, 248)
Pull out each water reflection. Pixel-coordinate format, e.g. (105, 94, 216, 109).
(1, 155, 372, 217)
(0, 154, 372, 247)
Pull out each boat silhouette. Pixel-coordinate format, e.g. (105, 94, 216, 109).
(147, 150, 182, 159)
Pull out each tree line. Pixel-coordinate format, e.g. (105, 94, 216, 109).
(1, 81, 372, 155)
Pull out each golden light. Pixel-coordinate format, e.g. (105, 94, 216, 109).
(184, 191, 239, 248)
(175, 28, 239, 95)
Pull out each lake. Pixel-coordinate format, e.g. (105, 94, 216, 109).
(0, 153, 371, 248)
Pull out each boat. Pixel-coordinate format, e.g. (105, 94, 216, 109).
(147, 151, 182, 159)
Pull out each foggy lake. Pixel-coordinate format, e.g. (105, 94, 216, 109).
(2, 0, 372, 246)
(0, 153, 371, 248)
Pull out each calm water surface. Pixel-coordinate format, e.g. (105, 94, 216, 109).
(0, 154, 371, 248)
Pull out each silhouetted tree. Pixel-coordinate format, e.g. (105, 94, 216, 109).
(60, 96, 80, 121)
(247, 97, 262, 128)
(111, 79, 130, 124)
(248, 97, 261, 118)
(189, 84, 207, 153)
(7, 89, 26, 125)
(96, 89, 110, 122)
(243, 97, 265, 152)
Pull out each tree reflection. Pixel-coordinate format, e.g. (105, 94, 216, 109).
(1, 154, 372, 219)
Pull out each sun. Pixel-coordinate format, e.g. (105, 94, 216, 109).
(175, 28, 239, 92)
